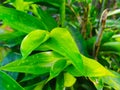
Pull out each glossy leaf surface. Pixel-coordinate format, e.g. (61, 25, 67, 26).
(21, 30, 49, 58)
(0, 6, 47, 33)
(66, 54, 114, 77)
(48, 59, 67, 81)
(0, 52, 63, 74)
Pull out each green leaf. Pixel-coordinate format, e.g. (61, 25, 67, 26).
(46, 27, 84, 74)
(64, 72, 76, 87)
(0, 52, 63, 74)
(0, 31, 24, 47)
(55, 73, 64, 90)
(21, 30, 49, 58)
(102, 71, 120, 90)
(90, 77, 104, 90)
(68, 24, 88, 56)
(0, 6, 47, 33)
(0, 70, 24, 90)
(112, 34, 120, 41)
(66, 54, 114, 77)
(101, 42, 120, 52)
(33, 6, 57, 31)
(48, 59, 67, 81)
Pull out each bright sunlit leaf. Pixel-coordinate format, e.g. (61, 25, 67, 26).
(21, 30, 49, 58)
(64, 72, 76, 87)
(66, 54, 114, 77)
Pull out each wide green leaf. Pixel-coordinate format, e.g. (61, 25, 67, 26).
(66, 54, 114, 77)
(0, 70, 24, 90)
(0, 6, 47, 33)
(21, 30, 49, 58)
(0, 52, 64, 74)
(46, 27, 84, 74)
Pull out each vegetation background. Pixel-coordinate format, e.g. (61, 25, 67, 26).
(0, 0, 120, 90)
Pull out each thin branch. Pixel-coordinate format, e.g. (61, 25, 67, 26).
(93, 8, 109, 60)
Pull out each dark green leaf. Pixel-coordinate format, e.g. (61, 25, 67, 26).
(0, 32, 24, 47)
(0, 6, 47, 33)
(35, 7, 57, 31)
(48, 59, 67, 81)
(0, 70, 24, 90)
(55, 73, 64, 90)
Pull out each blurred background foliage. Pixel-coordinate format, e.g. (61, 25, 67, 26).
(0, 0, 120, 90)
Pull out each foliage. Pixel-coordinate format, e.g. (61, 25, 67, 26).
(0, 0, 120, 90)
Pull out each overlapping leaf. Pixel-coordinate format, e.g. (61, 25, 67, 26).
(21, 30, 49, 58)
(0, 52, 64, 75)
(46, 28, 84, 74)
(66, 54, 114, 77)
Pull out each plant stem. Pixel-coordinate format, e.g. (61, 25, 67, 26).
(60, 0, 66, 27)
(81, 4, 89, 39)
(93, 9, 109, 60)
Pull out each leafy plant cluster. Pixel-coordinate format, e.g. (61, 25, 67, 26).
(0, 0, 120, 90)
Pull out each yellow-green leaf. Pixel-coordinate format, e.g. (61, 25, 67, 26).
(21, 30, 49, 58)
(64, 72, 76, 87)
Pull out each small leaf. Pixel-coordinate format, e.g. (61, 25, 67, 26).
(101, 42, 120, 52)
(90, 77, 104, 90)
(0, 52, 63, 74)
(21, 30, 49, 58)
(0, 70, 24, 90)
(64, 72, 76, 87)
(48, 59, 67, 81)
(112, 34, 120, 41)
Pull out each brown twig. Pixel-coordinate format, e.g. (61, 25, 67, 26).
(93, 8, 109, 60)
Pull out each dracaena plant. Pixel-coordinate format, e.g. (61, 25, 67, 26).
(0, 0, 120, 90)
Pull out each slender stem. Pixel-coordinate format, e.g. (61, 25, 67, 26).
(93, 9, 109, 60)
(66, 4, 82, 24)
(81, 4, 89, 39)
(60, 0, 66, 27)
